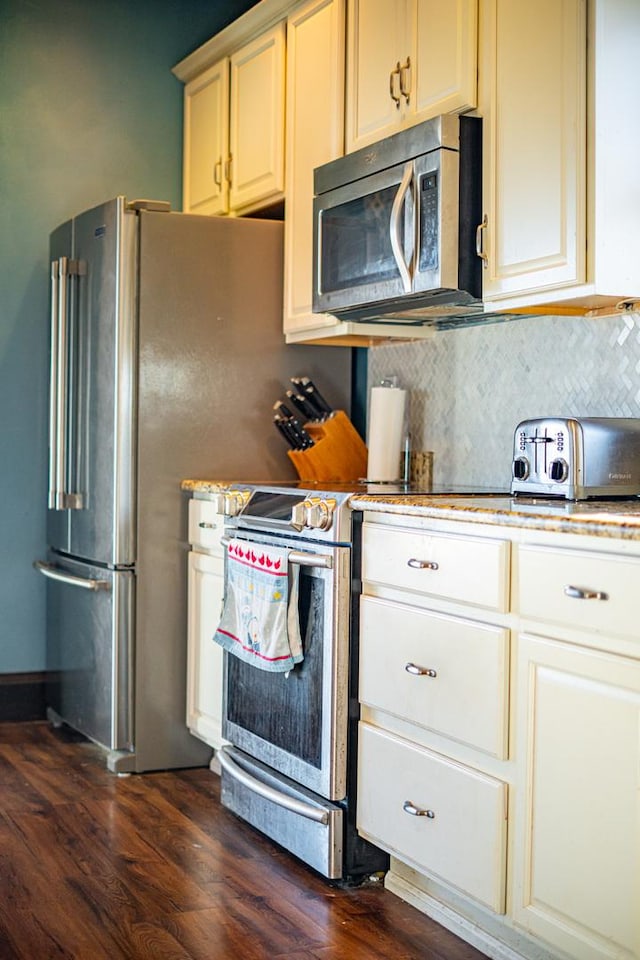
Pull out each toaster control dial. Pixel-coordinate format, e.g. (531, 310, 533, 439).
(513, 457, 529, 481)
(549, 458, 569, 483)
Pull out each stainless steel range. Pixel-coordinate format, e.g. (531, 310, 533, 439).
(217, 481, 400, 882)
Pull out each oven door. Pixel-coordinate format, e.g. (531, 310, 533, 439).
(222, 531, 350, 802)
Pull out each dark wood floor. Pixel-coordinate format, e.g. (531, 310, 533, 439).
(0, 722, 487, 959)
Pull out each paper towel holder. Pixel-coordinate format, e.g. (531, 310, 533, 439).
(365, 375, 408, 483)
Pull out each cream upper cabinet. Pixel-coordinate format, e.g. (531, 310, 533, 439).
(283, 0, 345, 337)
(181, 20, 285, 217)
(345, 0, 478, 153)
(477, 0, 586, 304)
(478, 0, 640, 314)
(182, 58, 229, 216)
(229, 22, 286, 212)
(513, 632, 640, 960)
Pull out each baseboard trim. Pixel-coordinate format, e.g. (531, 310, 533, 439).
(0, 672, 48, 722)
(385, 873, 523, 960)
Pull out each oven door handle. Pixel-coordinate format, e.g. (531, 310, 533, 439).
(221, 538, 333, 570)
(218, 746, 330, 824)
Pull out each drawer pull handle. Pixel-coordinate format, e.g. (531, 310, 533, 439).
(407, 558, 439, 571)
(198, 521, 217, 530)
(405, 662, 437, 678)
(403, 800, 435, 819)
(564, 584, 609, 601)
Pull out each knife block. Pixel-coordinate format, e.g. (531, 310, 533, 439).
(287, 410, 367, 482)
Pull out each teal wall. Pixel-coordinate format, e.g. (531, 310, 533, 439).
(0, 0, 258, 672)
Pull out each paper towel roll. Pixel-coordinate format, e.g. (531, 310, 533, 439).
(367, 386, 407, 481)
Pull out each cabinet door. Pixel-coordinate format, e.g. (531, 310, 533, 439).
(283, 0, 345, 336)
(478, 0, 586, 302)
(412, 0, 477, 121)
(345, 0, 409, 152)
(513, 632, 640, 960)
(229, 22, 286, 212)
(186, 550, 225, 749)
(183, 58, 229, 216)
(345, 0, 477, 153)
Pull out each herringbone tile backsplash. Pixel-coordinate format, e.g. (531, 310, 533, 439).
(368, 312, 640, 489)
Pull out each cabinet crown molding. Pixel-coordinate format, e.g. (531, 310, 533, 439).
(173, 0, 295, 83)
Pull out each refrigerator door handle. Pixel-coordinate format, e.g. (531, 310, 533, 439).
(33, 560, 111, 592)
(53, 257, 83, 511)
(48, 260, 61, 509)
(54, 256, 70, 509)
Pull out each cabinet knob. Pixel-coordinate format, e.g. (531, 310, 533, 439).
(403, 800, 435, 819)
(405, 662, 437, 678)
(198, 521, 217, 529)
(407, 558, 439, 571)
(564, 584, 609, 601)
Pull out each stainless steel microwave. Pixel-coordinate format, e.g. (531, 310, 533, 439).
(312, 115, 482, 324)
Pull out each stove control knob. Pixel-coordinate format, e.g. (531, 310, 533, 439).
(290, 501, 309, 531)
(306, 498, 336, 531)
(549, 458, 569, 483)
(513, 457, 530, 481)
(223, 489, 250, 517)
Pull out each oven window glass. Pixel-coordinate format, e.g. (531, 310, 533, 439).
(226, 571, 324, 768)
(319, 185, 402, 294)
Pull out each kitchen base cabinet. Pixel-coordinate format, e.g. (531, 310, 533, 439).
(186, 498, 225, 750)
(513, 633, 640, 960)
(358, 515, 511, 929)
(358, 512, 640, 960)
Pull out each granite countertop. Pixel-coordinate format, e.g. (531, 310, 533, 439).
(181, 479, 234, 495)
(349, 493, 640, 540)
(182, 478, 640, 541)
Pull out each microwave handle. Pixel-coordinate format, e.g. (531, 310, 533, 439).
(389, 162, 414, 293)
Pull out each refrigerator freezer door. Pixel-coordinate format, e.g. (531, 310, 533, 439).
(43, 552, 133, 752)
(66, 197, 137, 566)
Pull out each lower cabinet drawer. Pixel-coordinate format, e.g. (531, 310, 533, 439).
(516, 543, 640, 640)
(362, 521, 510, 612)
(359, 596, 509, 758)
(188, 498, 225, 553)
(357, 723, 507, 913)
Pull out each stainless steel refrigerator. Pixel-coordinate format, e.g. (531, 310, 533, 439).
(34, 196, 351, 773)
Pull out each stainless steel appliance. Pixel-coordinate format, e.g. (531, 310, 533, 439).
(511, 417, 640, 499)
(34, 197, 351, 773)
(217, 482, 394, 881)
(312, 114, 482, 324)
